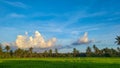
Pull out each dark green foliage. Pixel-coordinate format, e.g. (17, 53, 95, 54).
(73, 48, 79, 57)
(0, 45, 120, 58)
(55, 48, 58, 57)
(115, 36, 120, 45)
(0, 43, 2, 53)
(29, 47, 33, 57)
(0, 42, 120, 58)
(5, 45, 10, 53)
(86, 46, 92, 57)
(43, 50, 48, 57)
(0, 43, 3, 54)
(10, 50, 13, 57)
(49, 49, 52, 57)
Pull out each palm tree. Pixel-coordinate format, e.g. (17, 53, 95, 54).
(29, 47, 33, 53)
(14, 48, 24, 57)
(0, 43, 3, 57)
(55, 48, 58, 57)
(117, 47, 120, 52)
(93, 44, 100, 56)
(29, 47, 33, 57)
(49, 49, 52, 57)
(43, 50, 48, 57)
(86, 46, 92, 57)
(115, 36, 120, 45)
(5, 45, 10, 53)
(73, 48, 77, 57)
(10, 50, 13, 57)
(0, 43, 3, 54)
(117, 47, 120, 56)
(103, 48, 111, 57)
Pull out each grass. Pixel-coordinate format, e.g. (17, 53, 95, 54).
(0, 58, 120, 68)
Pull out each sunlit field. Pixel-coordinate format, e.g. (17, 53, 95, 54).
(0, 58, 120, 68)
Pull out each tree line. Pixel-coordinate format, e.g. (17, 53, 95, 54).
(0, 44, 120, 58)
(0, 36, 120, 58)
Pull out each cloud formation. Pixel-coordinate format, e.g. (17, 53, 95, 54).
(2, 1, 28, 9)
(72, 32, 92, 45)
(16, 31, 57, 49)
(8, 13, 26, 18)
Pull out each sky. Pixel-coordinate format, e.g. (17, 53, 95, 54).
(0, 0, 120, 52)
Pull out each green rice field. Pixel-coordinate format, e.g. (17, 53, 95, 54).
(0, 58, 120, 68)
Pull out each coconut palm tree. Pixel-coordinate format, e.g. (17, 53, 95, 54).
(29, 47, 33, 57)
(5, 45, 10, 53)
(55, 48, 58, 57)
(115, 36, 120, 45)
(0, 43, 3, 53)
(86, 46, 92, 57)
(14, 48, 23, 57)
(43, 50, 48, 57)
(73, 48, 77, 57)
(49, 49, 52, 57)
(93, 44, 101, 56)
(29, 47, 33, 53)
(117, 47, 120, 52)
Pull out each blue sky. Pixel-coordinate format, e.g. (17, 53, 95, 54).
(0, 0, 120, 52)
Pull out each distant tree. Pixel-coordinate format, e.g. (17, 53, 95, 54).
(117, 47, 120, 56)
(115, 36, 120, 45)
(73, 48, 79, 57)
(0, 43, 3, 54)
(23, 50, 29, 58)
(0, 43, 3, 57)
(93, 45, 96, 51)
(86, 46, 92, 57)
(29, 47, 33, 57)
(110, 48, 117, 57)
(117, 47, 120, 52)
(76, 50, 79, 57)
(14, 48, 24, 58)
(5, 45, 10, 53)
(93, 44, 101, 56)
(29, 47, 33, 53)
(49, 49, 52, 57)
(102, 48, 111, 57)
(43, 50, 48, 57)
(67, 52, 72, 57)
(55, 48, 58, 57)
(10, 50, 13, 57)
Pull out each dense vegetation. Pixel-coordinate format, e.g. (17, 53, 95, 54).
(0, 36, 120, 58)
(0, 44, 120, 58)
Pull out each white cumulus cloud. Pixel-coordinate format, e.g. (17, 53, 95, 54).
(72, 32, 92, 45)
(16, 31, 57, 49)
